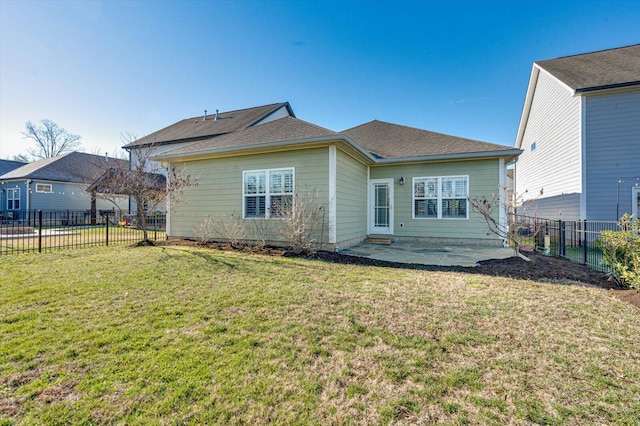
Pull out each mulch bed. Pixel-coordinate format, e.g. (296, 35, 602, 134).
(158, 239, 640, 310)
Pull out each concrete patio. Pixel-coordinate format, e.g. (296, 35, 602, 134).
(338, 241, 515, 267)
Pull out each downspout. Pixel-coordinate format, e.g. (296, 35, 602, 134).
(26, 179, 31, 212)
(498, 159, 508, 247)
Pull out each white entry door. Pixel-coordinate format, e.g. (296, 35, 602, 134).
(369, 179, 394, 235)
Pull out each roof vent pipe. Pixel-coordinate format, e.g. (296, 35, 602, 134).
(215, 109, 219, 120)
(204, 110, 207, 121)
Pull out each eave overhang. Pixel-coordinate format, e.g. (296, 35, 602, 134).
(152, 134, 521, 166)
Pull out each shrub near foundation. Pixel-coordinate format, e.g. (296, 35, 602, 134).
(597, 214, 640, 289)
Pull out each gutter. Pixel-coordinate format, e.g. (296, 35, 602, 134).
(373, 149, 523, 164)
(152, 133, 522, 165)
(575, 81, 640, 93)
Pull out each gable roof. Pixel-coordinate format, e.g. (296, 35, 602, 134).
(156, 116, 337, 159)
(0, 152, 128, 183)
(124, 102, 294, 148)
(343, 120, 519, 160)
(536, 44, 640, 92)
(0, 159, 26, 176)
(516, 44, 640, 149)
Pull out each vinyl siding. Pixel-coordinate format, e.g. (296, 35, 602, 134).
(1, 180, 127, 212)
(584, 89, 640, 220)
(169, 148, 330, 242)
(526, 193, 581, 219)
(335, 149, 368, 242)
(516, 70, 582, 210)
(370, 159, 502, 241)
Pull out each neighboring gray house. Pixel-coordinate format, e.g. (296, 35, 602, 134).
(0, 152, 129, 218)
(0, 159, 26, 176)
(515, 44, 640, 220)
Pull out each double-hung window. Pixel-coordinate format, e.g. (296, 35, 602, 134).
(413, 176, 468, 219)
(243, 168, 294, 218)
(7, 188, 20, 210)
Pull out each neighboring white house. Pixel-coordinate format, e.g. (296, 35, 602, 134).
(515, 44, 640, 221)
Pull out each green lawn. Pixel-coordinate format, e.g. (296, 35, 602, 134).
(1, 246, 639, 425)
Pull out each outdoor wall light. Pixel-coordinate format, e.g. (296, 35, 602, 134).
(399, 176, 405, 185)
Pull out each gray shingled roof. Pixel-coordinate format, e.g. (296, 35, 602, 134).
(0, 152, 129, 183)
(125, 102, 293, 148)
(0, 160, 26, 176)
(159, 116, 336, 157)
(536, 44, 640, 92)
(342, 120, 516, 159)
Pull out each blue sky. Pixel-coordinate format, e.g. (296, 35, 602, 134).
(1, 0, 639, 160)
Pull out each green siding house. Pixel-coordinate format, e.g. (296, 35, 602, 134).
(132, 102, 521, 249)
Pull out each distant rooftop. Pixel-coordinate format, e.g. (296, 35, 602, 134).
(124, 102, 294, 148)
(0, 152, 128, 183)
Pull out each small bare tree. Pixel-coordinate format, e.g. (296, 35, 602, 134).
(22, 119, 82, 160)
(92, 134, 195, 243)
(469, 186, 542, 257)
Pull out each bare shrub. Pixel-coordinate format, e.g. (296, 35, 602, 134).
(469, 186, 542, 257)
(246, 218, 271, 250)
(273, 188, 327, 255)
(192, 215, 216, 244)
(194, 213, 246, 248)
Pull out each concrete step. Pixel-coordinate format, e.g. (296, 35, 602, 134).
(365, 236, 393, 245)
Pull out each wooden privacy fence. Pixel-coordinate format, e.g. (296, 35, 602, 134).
(0, 209, 166, 255)
(512, 215, 628, 272)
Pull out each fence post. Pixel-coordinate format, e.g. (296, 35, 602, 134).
(582, 219, 588, 266)
(38, 210, 43, 253)
(559, 220, 565, 257)
(105, 212, 109, 246)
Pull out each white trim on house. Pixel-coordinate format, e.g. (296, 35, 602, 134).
(366, 166, 371, 233)
(328, 146, 337, 243)
(580, 96, 587, 220)
(369, 178, 394, 235)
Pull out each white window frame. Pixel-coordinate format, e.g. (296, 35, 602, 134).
(242, 167, 294, 219)
(412, 175, 469, 220)
(633, 186, 640, 219)
(35, 183, 53, 193)
(7, 187, 20, 210)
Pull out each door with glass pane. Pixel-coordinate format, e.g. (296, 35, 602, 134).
(369, 179, 393, 234)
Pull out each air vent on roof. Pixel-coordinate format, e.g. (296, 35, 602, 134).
(215, 109, 219, 120)
(204, 110, 208, 121)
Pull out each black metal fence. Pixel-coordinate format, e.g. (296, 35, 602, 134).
(0, 209, 166, 255)
(513, 215, 628, 272)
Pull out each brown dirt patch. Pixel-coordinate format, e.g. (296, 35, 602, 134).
(157, 239, 639, 310)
